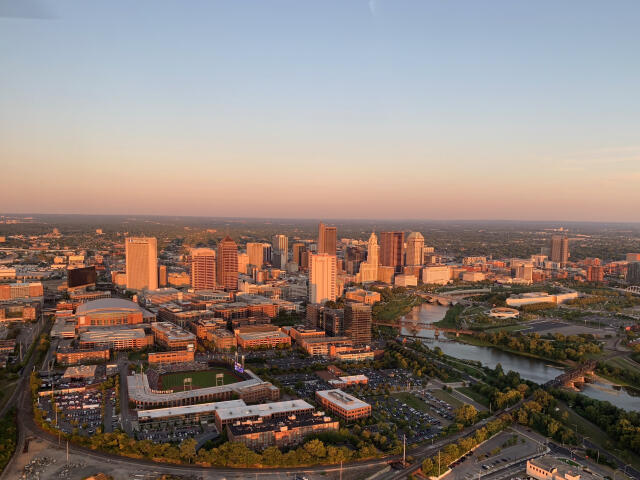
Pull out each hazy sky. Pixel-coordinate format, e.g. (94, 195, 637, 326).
(1, 1, 639, 221)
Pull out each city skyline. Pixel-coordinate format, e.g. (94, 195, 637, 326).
(2, 1, 640, 221)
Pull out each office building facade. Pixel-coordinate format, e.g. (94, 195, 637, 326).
(309, 253, 337, 304)
(191, 248, 216, 290)
(125, 237, 158, 291)
(217, 236, 239, 291)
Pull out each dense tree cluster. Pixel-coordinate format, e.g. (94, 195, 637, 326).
(553, 389, 640, 455)
(421, 414, 512, 476)
(473, 331, 601, 362)
(383, 341, 460, 381)
(597, 361, 640, 386)
(514, 390, 576, 445)
(0, 408, 18, 474)
(371, 287, 420, 323)
(469, 364, 529, 409)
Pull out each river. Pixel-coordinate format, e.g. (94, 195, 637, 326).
(399, 303, 639, 411)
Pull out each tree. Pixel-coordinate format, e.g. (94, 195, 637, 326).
(179, 438, 197, 463)
(454, 404, 478, 426)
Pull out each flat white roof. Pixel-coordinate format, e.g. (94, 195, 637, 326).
(137, 399, 246, 420)
(316, 389, 370, 411)
(216, 399, 313, 422)
(338, 375, 368, 382)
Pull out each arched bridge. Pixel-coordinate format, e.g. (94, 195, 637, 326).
(625, 285, 640, 295)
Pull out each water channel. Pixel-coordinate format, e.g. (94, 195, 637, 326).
(399, 303, 639, 411)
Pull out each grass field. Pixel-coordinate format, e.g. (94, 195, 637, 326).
(456, 386, 490, 407)
(431, 388, 464, 408)
(160, 368, 242, 391)
(391, 392, 432, 412)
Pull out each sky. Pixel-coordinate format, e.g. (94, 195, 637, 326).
(1, 0, 639, 222)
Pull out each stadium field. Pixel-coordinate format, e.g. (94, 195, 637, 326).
(160, 368, 242, 391)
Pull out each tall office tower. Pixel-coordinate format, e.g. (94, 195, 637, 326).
(247, 242, 267, 268)
(272, 234, 288, 269)
(318, 223, 337, 255)
(190, 248, 216, 290)
(125, 237, 158, 291)
(357, 232, 379, 283)
(627, 262, 640, 285)
(309, 253, 337, 304)
(216, 236, 238, 291)
(550, 235, 569, 266)
(158, 265, 167, 287)
(237, 253, 250, 274)
(405, 232, 425, 266)
(380, 231, 405, 273)
(344, 302, 372, 346)
(513, 262, 533, 283)
(292, 243, 306, 266)
(323, 308, 344, 337)
(345, 245, 366, 275)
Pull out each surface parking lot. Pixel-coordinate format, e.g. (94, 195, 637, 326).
(366, 393, 442, 444)
(39, 389, 108, 436)
(446, 430, 541, 480)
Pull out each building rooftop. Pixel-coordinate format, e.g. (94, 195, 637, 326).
(236, 331, 289, 341)
(316, 389, 371, 411)
(227, 412, 335, 435)
(151, 322, 196, 341)
(216, 399, 314, 422)
(81, 328, 147, 342)
(76, 298, 143, 314)
(528, 456, 598, 480)
(137, 399, 246, 421)
(63, 364, 98, 378)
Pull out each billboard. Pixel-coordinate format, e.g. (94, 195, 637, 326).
(68, 266, 97, 288)
(234, 362, 244, 374)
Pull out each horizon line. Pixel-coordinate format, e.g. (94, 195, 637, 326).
(1, 212, 640, 225)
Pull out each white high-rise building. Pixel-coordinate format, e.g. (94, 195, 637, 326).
(125, 237, 158, 291)
(309, 253, 337, 304)
(405, 232, 425, 266)
(421, 265, 451, 285)
(356, 232, 379, 283)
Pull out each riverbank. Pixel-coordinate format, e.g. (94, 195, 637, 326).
(453, 334, 569, 368)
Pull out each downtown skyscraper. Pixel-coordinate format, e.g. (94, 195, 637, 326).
(309, 253, 337, 304)
(125, 237, 158, 291)
(216, 236, 238, 291)
(405, 232, 425, 266)
(190, 248, 216, 290)
(380, 231, 405, 273)
(550, 235, 569, 266)
(272, 234, 288, 269)
(318, 222, 337, 256)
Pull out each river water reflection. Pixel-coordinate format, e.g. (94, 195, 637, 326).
(399, 303, 639, 411)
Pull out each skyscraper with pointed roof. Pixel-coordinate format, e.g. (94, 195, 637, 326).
(356, 232, 379, 283)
